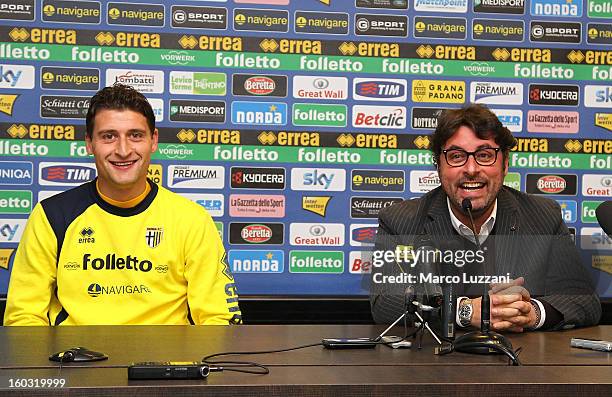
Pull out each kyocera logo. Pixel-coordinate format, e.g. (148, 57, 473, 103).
(40, 164, 96, 185)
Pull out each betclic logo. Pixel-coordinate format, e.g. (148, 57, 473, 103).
(352, 105, 406, 129)
(39, 162, 96, 186)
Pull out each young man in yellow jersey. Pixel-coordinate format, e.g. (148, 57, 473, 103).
(4, 84, 241, 325)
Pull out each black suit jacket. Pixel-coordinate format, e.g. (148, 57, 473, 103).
(370, 186, 601, 330)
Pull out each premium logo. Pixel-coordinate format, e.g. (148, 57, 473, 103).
(588, 0, 612, 18)
(530, 21, 581, 43)
(470, 82, 523, 105)
(295, 11, 349, 34)
(233, 74, 286, 97)
(492, 108, 523, 132)
(229, 250, 284, 273)
(582, 174, 612, 197)
(302, 196, 332, 217)
(413, 16, 467, 39)
(230, 167, 285, 189)
(291, 168, 346, 191)
(231, 101, 287, 125)
(557, 200, 577, 223)
(107, 2, 164, 27)
(352, 105, 406, 129)
(350, 224, 378, 246)
(349, 251, 373, 274)
(293, 104, 347, 127)
(585, 86, 612, 108)
(351, 197, 403, 218)
(169, 71, 226, 95)
(356, 0, 408, 8)
(170, 100, 225, 123)
(293, 76, 348, 100)
(171, 5, 226, 29)
(229, 222, 284, 245)
(474, 0, 525, 13)
(581, 201, 602, 223)
(504, 172, 521, 190)
(595, 113, 612, 131)
(412, 80, 465, 104)
(234, 8, 289, 32)
(410, 170, 440, 193)
(289, 223, 345, 246)
(40, 66, 99, 90)
(180, 193, 225, 217)
(42, 0, 101, 24)
(351, 169, 404, 191)
(168, 165, 224, 189)
(39, 162, 96, 186)
(527, 110, 579, 133)
(145, 227, 163, 248)
(526, 174, 577, 195)
(530, 0, 582, 16)
(106, 69, 164, 93)
(289, 251, 344, 274)
(414, 0, 468, 12)
(0, 219, 26, 243)
(355, 13, 408, 37)
(528, 84, 579, 106)
(0, 190, 31, 214)
(0, 161, 33, 185)
(40, 95, 89, 119)
(0, 0, 35, 21)
(0, 64, 35, 89)
(411, 107, 446, 129)
(0, 94, 19, 116)
(353, 78, 407, 101)
(229, 194, 285, 218)
(472, 19, 524, 41)
(579, 227, 612, 251)
(587, 23, 612, 45)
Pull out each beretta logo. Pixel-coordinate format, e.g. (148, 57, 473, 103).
(414, 0, 468, 12)
(293, 76, 348, 100)
(356, 0, 408, 9)
(228, 250, 284, 273)
(470, 82, 523, 105)
(530, 21, 581, 43)
(411, 107, 446, 129)
(231, 101, 287, 126)
(530, 0, 582, 16)
(229, 194, 285, 218)
(233, 8, 289, 32)
(170, 71, 226, 96)
(42, 0, 101, 24)
(289, 223, 345, 246)
(168, 165, 224, 189)
(349, 251, 373, 274)
(171, 5, 226, 29)
(41, 66, 100, 91)
(170, 100, 226, 123)
(492, 108, 523, 132)
(0, 161, 33, 185)
(355, 13, 408, 37)
(107, 2, 164, 27)
(230, 167, 285, 189)
(353, 78, 407, 101)
(295, 11, 349, 35)
(106, 69, 164, 94)
(473, 0, 525, 14)
(472, 19, 524, 42)
(39, 162, 96, 186)
(351, 169, 404, 192)
(291, 168, 346, 192)
(582, 174, 612, 197)
(352, 105, 406, 129)
(233, 74, 287, 97)
(0, 65, 35, 89)
(413, 16, 467, 40)
(350, 224, 378, 246)
(229, 222, 284, 245)
(584, 85, 612, 108)
(587, 23, 612, 45)
(40, 95, 90, 119)
(351, 197, 403, 218)
(526, 174, 577, 195)
(0, 0, 35, 21)
(412, 80, 465, 104)
(527, 110, 579, 133)
(528, 84, 579, 106)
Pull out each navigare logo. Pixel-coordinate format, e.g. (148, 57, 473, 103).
(351, 169, 404, 191)
(356, 0, 408, 9)
(584, 85, 612, 108)
(170, 100, 226, 123)
(351, 197, 403, 218)
(474, 0, 525, 14)
(411, 107, 447, 129)
(0, 64, 34, 89)
(354, 13, 408, 37)
(293, 103, 347, 127)
(492, 108, 523, 132)
(350, 224, 378, 246)
(410, 170, 440, 193)
(180, 193, 224, 217)
(413, 16, 467, 39)
(557, 200, 577, 223)
(353, 78, 407, 101)
(171, 5, 227, 29)
(349, 251, 373, 274)
(528, 84, 579, 106)
(582, 174, 612, 197)
(42, 0, 101, 24)
(41, 66, 99, 91)
(233, 74, 287, 97)
(230, 167, 285, 189)
(229, 222, 284, 245)
(231, 101, 287, 126)
(293, 76, 348, 100)
(412, 80, 465, 104)
(168, 165, 224, 189)
(0, 219, 26, 243)
(587, 23, 612, 45)
(414, 0, 468, 12)
(581, 200, 602, 223)
(234, 8, 289, 32)
(39, 162, 96, 186)
(289, 250, 344, 274)
(526, 174, 577, 195)
(527, 110, 579, 133)
(289, 223, 345, 246)
(0, 161, 33, 185)
(352, 105, 406, 129)
(229, 194, 285, 218)
(106, 69, 164, 94)
(40, 95, 90, 119)
(588, 0, 612, 18)
(0, 190, 32, 214)
(107, 2, 164, 27)
(291, 168, 346, 191)
(470, 82, 523, 105)
(295, 11, 349, 35)
(0, 0, 35, 21)
(170, 71, 226, 95)
(580, 227, 612, 251)
(302, 196, 331, 217)
(530, 21, 581, 43)
(472, 19, 524, 41)
(530, 0, 582, 16)
(229, 250, 284, 273)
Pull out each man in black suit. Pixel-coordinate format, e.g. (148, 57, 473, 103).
(370, 104, 601, 332)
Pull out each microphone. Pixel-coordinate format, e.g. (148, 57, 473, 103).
(596, 201, 612, 237)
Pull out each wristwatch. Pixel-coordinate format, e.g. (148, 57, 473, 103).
(458, 298, 473, 327)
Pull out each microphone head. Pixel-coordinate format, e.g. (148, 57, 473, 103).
(596, 201, 612, 237)
(461, 198, 472, 212)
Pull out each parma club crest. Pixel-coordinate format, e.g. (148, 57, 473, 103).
(145, 227, 163, 248)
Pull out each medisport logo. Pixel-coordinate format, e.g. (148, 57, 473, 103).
(87, 283, 152, 297)
(231, 101, 287, 126)
(470, 82, 523, 105)
(167, 165, 225, 189)
(180, 193, 224, 217)
(410, 170, 440, 193)
(106, 69, 164, 94)
(353, 78, 407, 101)
(0, 219, 26, 243)
(39, 162, 96, 186)
(289, 251, 344, 274)
(530, 0, 582, 16)
(352, 105, 406, 129)
(350, 224, 378, 246)
(170, 100, 226, 123)
(0, 161, 33, 185)
(473, 0, 525, 14)
(492, 108, 523, 132)
(557, 200, 577, 223)
(229, 250, 284, 273)
(291, 168, 346, 192)
(292, 76, 348, 100)
(582, 174, 612, 197)
(0, 64, 35, 89)
(289, 223, 345, 246)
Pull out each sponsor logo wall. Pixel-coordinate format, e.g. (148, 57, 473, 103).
(0, 0, 610, 297)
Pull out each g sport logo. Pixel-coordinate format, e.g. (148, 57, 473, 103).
(229, 194, 285, 218)
(295, 11, 349, 35)
(492, 108, 523, 132)
(289, 223, 345, 246)
(530, 0, 582, 16)
(473, 0, 525, 14)
(0, 0, 35, 21)
(39, 162, 96, 186)
(171, 5, 226, 29)
(230, 167, 285, 189)
(351, 197, 403, 218)
(41, 66, 99, 91)
(354, 13, 408, 37)
(170, 100, 225, 123)
(168, 165, 224, 189)
(231, 101, 287, 126)
(528, 84, 579, 106)
(582, 174, 612, 197)
(293, 76, 348, 100)
(0, 161, 33, 185)
(584, 86, 612, 108)
(353, 78, 407, 101)
(412, 80, 465, 104)
(557, 200, 577, 223)
(229, 222, 284, 245)
(349, 251, 373, 274)
(352, 105, 406, 129)
(107, 2, 164, 27)
(0, 219, 27, 243)
(228, 250, 284, 273)
(530, 21, 581, 43)
(106, 69, 164, 94)
(470, 82, 523, 105)
(525, 174, 577, 195)
(233, 74, 287, 97)
(180, 193, 224, 217)
(350, 224, 378, 246)
(351, 169, 404, 192)
(291, 168, 346, 191)
(42, 0, 101, 24)
(0, 64, 34, 89)
(289, 251, 344, 274)
(169, 71, 226, 96)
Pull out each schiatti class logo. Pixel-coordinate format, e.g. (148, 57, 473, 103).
(145, 227, 163, 248)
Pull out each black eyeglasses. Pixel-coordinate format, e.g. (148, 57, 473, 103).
(442, 147, 500, 167)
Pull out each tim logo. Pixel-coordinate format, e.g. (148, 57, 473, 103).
(352, 226, 377, 244)
(145, 227, 163, 248)
(353, 78, 407, 101)
(39, 163, 96, 186)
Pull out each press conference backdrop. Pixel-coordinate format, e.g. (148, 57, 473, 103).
(0, 0, 610, 299)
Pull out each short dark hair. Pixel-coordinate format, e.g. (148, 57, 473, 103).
(431, 104, 517, 166)
(85, 84, 155, 138)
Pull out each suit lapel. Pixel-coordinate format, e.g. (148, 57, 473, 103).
(493, 188, 520, 276)
(423, 188, 455, 243)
